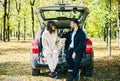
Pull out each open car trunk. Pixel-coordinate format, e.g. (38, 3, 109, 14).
(35, 4, 89, 28)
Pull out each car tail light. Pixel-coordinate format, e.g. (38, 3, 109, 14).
(32, 40, 39, 54)
(85, 39, 93, 54)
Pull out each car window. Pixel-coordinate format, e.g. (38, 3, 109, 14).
(42, 10, 82, 20)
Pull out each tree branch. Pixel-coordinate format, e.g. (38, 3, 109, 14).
(15, 0, 19, 12)
(18, 0, 21, 11)
(30, 0, 35, 6)
(15, 0, 21, 13)
(33, 0, 35, 5)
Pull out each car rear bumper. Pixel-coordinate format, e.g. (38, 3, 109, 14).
(30, 52, 68, 69)
(31, 61, 67, 70)
(30, 52, 93, 69)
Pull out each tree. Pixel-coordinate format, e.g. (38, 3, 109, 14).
(108, 0, 112, 56)
(0, 18, 3, 40)
(6, 0, 10, 41)
(15, 0, 21, 41)
(0, 0, 118, 42)
(118, 0, 120, 48)
(3, 0, 7, 42)
(23, 14, 26, 40)
(30, 0, 36, 39)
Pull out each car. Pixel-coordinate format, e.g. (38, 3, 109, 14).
(30, 4, 94, 77)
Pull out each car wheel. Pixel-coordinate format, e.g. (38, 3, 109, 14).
(83, 63, 93, 77)
(31, 67, 40, 76)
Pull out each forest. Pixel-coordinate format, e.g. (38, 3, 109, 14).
(0, 0, 120, 81)
(0, 0, 119, 43)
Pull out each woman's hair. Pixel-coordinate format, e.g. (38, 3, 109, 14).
(47, 21, 56, 34)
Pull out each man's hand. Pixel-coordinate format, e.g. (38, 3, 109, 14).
(72, 52, 76, 59)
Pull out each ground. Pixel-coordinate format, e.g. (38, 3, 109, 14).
(0, 39, 120, 81)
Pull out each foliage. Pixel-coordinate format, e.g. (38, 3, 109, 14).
(85, 0, 118, 38)
(0, 0, 119, 39)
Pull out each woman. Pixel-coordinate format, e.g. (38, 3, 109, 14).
(42, 21, 60, 78)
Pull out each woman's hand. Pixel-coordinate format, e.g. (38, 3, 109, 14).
(49, 50, 53, 56)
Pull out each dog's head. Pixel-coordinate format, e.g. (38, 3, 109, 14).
(58, 38, 66, 49)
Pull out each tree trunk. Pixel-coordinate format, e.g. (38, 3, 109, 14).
(118, 0, 120, 48)
(18, 20, 20, 41)
(6, 29, 7, 39)
(10, 29, 12, 37)
(106, 27, 108, 46)
(108, 0, 112, 56)
(24, 15, 26, 40)
(30, 0, 35, 39)
(0, 18, 2, 40)
(7, 24, 10, 41)
(3, 0, 7, 42)
(0, 26, 2, 40)
(104, 27, 106, 42)
(31, 6, 35, 39)
(15, 0, 21, 41)
(7, 0, 10, 41)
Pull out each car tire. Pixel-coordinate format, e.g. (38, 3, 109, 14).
(31, 67, 40, 76)
(83, 63, 93, 77)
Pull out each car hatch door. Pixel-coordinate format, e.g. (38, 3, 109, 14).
(35, 4, 89, 25)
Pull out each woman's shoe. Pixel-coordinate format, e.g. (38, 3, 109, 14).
(51, 72, 58, 79)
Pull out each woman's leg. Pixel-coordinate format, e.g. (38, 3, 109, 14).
(52, 50, 59, 70)
(46, 54, 54, 72)
(45, 51, 59, 78)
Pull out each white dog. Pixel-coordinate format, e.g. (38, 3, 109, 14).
(58, 38, 66, 55)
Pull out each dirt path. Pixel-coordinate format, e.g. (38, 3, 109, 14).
(0, 39, 120, 81)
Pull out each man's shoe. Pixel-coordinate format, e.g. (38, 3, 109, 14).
(68, 66, 73, 73)
(68, 75, 74, 81)
(75, 70, 81, 81)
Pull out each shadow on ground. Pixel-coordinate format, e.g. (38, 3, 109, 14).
(93, 55, 120, 81)
(0, 47, 30, 54)
(0, 55, 120, 81)
(0, 62, 30, 76)
(0, 39, 120, 81)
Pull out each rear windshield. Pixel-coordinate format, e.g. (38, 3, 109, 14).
(41, 10, 83, 20)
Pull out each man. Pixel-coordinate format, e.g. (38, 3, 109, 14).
(66, 19, 86, 81)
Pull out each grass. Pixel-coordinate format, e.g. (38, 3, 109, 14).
(0, 39, 120, 81)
